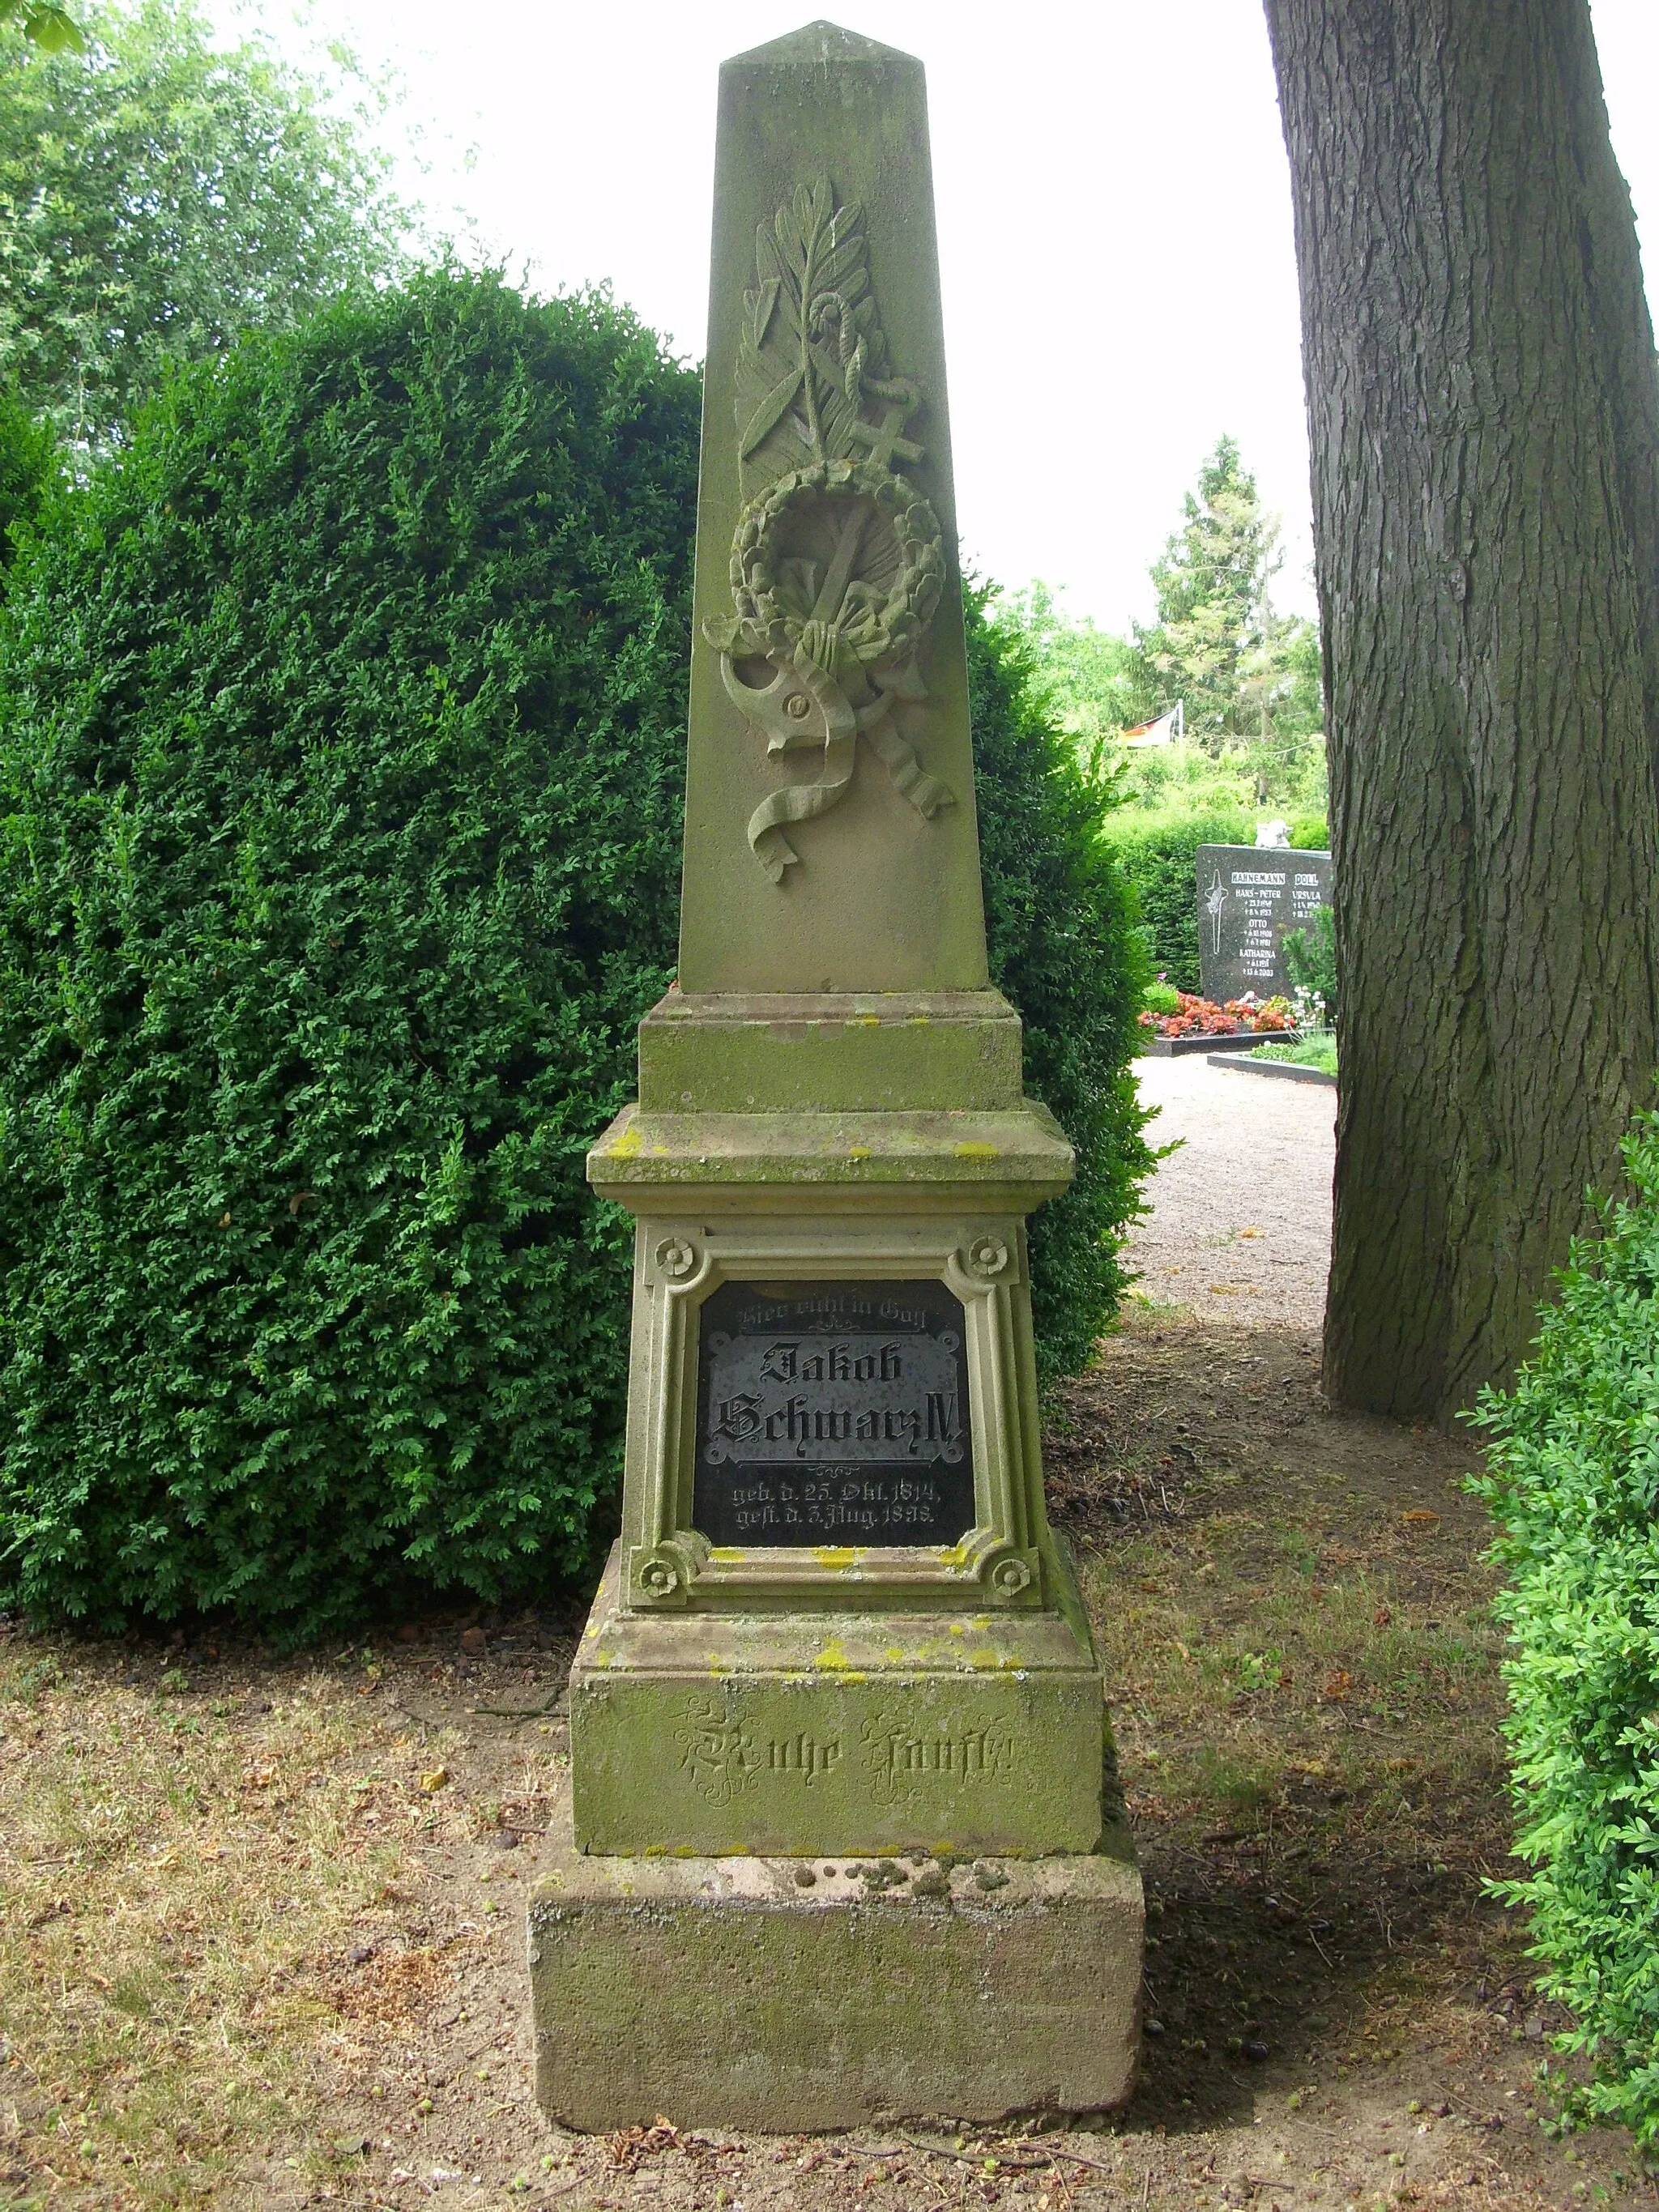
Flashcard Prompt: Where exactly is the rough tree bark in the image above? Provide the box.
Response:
[1263,0,1659,1420]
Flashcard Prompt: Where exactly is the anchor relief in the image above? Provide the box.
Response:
[702,177,953,882]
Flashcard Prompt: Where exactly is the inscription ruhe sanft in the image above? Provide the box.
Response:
[674,1694,1021,1806]
[1195,842,1333,1003]
[692,1277,975,1545]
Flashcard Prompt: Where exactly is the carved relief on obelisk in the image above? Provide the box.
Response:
[703,178,953,882]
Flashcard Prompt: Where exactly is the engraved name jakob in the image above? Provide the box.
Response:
[691,1278,975,1546]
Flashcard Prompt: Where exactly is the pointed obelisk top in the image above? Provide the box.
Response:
[676,19,988,992]
[727,19,915,68]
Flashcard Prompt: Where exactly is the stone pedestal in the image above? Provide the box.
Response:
[530,1772,1142,2133]
[569,1541,1109,1857]
[575,989,1114,1866]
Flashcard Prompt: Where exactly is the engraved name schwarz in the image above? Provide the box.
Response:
[674,1698,1021,1805]
[703,1328,965,1477]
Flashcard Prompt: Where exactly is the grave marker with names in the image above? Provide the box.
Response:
[693,1278,975,1545]
[541,23,1141,2133]
[1195,843,1333,1003]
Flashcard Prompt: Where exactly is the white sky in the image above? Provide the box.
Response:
[227,0,1659,636]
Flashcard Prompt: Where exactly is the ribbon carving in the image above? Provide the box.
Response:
[703,178,953,883]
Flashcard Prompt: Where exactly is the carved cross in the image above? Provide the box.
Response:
[849,399,924,472]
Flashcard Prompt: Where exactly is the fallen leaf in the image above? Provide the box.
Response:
[419,1767,449,1793]
[1323,1669,1353,1701]
[1401,1508,1441,1526]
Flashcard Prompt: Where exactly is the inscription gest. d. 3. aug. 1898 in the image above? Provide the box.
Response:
[691,1278,975,1546]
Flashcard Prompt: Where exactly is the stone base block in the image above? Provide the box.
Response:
[528,1773,1142,2133]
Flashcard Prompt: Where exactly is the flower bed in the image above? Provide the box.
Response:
[1139,991,1294,1039]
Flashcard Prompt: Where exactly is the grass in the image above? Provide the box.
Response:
[1085,1510,1503,1843]
[0,1638,490,2207]
[1251,1030,1337,1075]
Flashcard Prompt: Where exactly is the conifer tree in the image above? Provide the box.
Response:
[1135,435,1316,748]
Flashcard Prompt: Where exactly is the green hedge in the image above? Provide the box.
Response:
[0,274,700,1637]
[967,590,1154,1379]
[0,272,1153,1638]
[1473,1106,1659,2146]
[0,387,54,587]
[1102,806,1251,991]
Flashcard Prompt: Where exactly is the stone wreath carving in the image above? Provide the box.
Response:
[702,177,953,883]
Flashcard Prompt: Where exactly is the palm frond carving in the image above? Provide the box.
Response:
[736,177,919,486]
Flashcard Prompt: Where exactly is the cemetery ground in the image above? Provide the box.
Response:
[0,1069,1644,2212]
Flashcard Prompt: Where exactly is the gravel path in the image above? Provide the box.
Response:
[1126,1053,1335,1330]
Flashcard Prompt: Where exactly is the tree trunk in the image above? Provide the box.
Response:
[1263,0,1659,1421]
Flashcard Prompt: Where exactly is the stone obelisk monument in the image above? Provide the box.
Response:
[529,22,1141,2129]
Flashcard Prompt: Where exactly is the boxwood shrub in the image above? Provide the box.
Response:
[1473,1106,1659,2145]
[0,271,1152,1637]
[0,386,55,588]
[1103,804,1252,990]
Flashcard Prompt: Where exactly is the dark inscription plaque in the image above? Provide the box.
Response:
[692,1279,975,1546]
[1195,843,1333,1002]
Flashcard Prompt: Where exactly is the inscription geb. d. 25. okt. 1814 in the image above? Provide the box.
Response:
[691,1279,975,1546]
